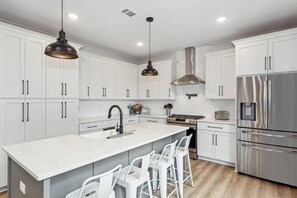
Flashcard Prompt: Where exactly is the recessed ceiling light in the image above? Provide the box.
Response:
[137,42,144,47]
[216,16,227,23]
[68,13,79,20]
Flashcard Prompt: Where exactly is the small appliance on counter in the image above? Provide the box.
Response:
[214,111,230,120]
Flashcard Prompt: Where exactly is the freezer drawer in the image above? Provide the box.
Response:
[237,128,297,148]
[237,141,297,187]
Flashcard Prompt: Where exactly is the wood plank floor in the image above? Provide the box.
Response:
[1,160,297,198]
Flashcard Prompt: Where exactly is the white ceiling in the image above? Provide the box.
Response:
[0,0,297,61]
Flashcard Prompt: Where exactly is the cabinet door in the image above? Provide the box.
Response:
[101,62,116,98]
[198,130,214,158]
[25,99,46,141]
[221,53,235,99]
[158,63,175,99]
[25,36,46,98]
[0,30,25,98]
[236,40,268,75]
[0,149,6,188]
[116,66,130,99]
[128,67,138,99]
[138,66,159,99]
[79,56,90,99]
[46,99,64,138]
[63,100,78,136]
[215,133,236,163]
[89,58,102,99]
[206,56,222,99]
[46,56,63,98]
[268,34,297,73]
[63,59,79,99]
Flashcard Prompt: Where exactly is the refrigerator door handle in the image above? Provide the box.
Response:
[242,143,297,155]
[268,80,272,125]
[241,130,297,139]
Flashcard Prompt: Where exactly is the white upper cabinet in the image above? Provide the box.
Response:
[233,28,297,76]
[138,65,159,99]
[235,40,268,76]
[46,46,79,99]
[0,30,25,98]
[157,62,176,99]
[117,65,137,99]
[206,50,235,99]
[101,62,116,99]
[268,34,297,73]
[88,58,103,99]
[25,36,46,98]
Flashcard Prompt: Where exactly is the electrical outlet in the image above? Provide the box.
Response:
[19,180,26,195]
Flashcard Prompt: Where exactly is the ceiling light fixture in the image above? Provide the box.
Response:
[137,42,144,47]
[141,17,158,76]
[44,0,78,59]
[216,16,227,23]
[68,13,79,20]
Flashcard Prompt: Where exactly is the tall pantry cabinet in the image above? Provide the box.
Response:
[0,22,81,189]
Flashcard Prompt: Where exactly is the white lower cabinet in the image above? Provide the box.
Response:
[0,99,46,188]
[198,122,236,164]
[46,99,78,138]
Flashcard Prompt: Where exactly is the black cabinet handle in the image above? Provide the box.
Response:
[22,80,25,95]
[222,86,224,96]
[61,83,64,96]
[215,134,218,146]
[87,87,90,97]
[22,102,24,122]
[26,80,29,95]
[265,57,267,70]
[269,56,272,70]
[207,126,223,129]
[87,125,98,129]
[61,102,64,118]
[219,86,221,96]
[169,88,171,98]
[65,83,67,96]
[64,102,67,118]
[102,88,105,97]
[27,102,29,122]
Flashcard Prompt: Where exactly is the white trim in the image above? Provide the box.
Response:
[205,49,235,57]
[197,156,235,167]
[232,27,297,45]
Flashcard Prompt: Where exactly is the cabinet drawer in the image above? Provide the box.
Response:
[80,122,101,132]
[124,117,139,125]
[140,117,166,124]
[198,122,235,133]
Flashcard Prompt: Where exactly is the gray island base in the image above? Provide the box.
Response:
[3,123,188,198]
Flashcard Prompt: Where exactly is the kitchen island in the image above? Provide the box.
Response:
[2,123,188,198]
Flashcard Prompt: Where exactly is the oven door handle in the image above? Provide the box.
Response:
[241,130,297,139]
[241,143,297,155]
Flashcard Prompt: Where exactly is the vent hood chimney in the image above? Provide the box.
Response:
[171,47,205,85]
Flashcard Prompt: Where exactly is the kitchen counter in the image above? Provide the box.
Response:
[198,118,236,125]
[2,123,187,181]
[79,114,167,124]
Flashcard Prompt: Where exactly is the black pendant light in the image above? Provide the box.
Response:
[44,0,78,59]
[141,17,158,76]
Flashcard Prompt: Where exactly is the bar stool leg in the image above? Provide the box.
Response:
[147,178,153,198]
[126,186,137,198]
[176,154,184,198]
[187,154,194,187]
[152,168,158,192]
[172,164,180,198]
[159,168,167,198]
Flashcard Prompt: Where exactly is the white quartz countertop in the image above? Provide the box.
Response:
[198,118,235,125]
[2,123,187,181]
[79,114,167,124]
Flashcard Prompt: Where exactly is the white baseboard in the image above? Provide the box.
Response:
[197,156,235,167]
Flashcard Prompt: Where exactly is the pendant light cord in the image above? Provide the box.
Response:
[61,0,64,31]
[149,20,151,61]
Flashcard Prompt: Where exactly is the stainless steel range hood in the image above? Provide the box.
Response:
[171,47,205,85]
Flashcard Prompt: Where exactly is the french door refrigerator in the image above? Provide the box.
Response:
[237,73,297,187]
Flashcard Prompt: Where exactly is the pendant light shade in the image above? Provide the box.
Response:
[142,17,158,76]
[45,0,78,59]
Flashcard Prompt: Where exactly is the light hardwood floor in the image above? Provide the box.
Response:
[1,160,297,198]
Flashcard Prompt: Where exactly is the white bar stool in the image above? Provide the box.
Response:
[115,151,155,198]
[172,134,195,198]
[65,164,122,198]
[149,140,180,198]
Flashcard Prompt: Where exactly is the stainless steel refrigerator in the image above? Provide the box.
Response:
[237,73,297,187]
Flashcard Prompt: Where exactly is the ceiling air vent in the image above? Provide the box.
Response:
[121,8,136,17]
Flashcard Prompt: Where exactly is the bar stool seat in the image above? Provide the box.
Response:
[65,164,122,198]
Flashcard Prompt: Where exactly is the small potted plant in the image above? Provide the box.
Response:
[164,103,173,116]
